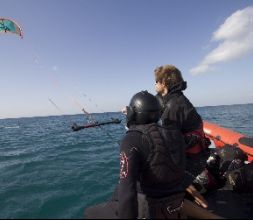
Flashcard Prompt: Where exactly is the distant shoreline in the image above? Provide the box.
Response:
[1,103,253,120]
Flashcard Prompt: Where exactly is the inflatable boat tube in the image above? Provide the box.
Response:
[203,121,253,162]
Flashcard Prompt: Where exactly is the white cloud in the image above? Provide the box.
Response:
[191,6,253,75]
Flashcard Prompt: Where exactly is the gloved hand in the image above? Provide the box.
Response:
[184,134,199,149]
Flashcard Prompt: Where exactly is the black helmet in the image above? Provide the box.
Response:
[126,91,161,125]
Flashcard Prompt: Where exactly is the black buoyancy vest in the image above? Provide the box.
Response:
[127,123,186,188]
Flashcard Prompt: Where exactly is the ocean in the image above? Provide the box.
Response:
[1,104,253,219]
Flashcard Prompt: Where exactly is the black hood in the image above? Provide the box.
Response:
[156,81,187,111]
[168,81,187,94]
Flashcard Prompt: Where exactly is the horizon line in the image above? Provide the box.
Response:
[1,102,253,120]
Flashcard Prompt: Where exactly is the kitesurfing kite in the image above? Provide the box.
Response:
[0,18,23,38]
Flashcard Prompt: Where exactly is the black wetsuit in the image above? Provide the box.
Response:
[118,123,186,219]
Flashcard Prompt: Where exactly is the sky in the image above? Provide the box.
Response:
[1,0,253,119]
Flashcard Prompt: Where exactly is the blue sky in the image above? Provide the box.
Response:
[1,0,253,119]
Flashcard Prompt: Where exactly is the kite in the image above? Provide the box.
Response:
[0,18,23,38]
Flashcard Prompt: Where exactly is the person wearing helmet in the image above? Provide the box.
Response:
[118,90,187,219]
[154,65,210,187]
[84,91,216,219]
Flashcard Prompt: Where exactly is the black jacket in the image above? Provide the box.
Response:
[156,81,203,134]
[118,123,186,219]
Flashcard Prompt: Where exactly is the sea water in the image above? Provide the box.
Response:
[0,104,253,218]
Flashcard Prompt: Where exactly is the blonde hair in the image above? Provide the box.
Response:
[154,65,184,87]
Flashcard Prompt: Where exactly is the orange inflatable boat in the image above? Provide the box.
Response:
[203,121,253,162]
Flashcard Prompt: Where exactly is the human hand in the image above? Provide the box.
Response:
[121,107,127,115]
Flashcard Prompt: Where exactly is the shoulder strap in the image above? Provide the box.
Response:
[127,124,157,168]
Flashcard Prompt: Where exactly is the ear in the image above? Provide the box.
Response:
[162,83,168,96]
[161,79,167,87]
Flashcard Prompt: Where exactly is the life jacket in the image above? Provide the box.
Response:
[127,123,186,189]
[184,124,210,154]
